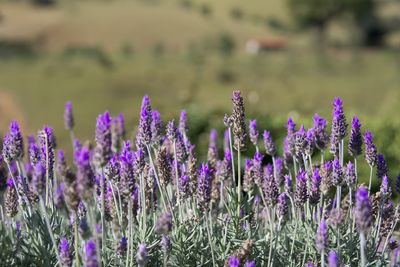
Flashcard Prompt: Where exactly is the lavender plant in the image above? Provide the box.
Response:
[0,92,399,267]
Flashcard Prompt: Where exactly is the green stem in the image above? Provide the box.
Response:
[237,147,241,219]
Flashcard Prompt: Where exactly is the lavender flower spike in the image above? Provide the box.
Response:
[355,186,372,233]
[64,101,74,131]
[59,238,72,267]
[94,111,112,167]
[330,97,348,155]
[136,95,152,148]
[328,250,339,267]
[228,256,240,267]
[263,130,276,156]
[294,170,308,207]
[345,161,356,187]
[348,116,362,157]
[249,119,259,146]
[231,91,247,150]
[197,163,212,212]
[364,131,377,167]
[313,113,328,151]
[179,110,188,136]
[3,120,24,164]
[151,110,162,145]
[244,261,255,267]
[316,219,328,252]
[376,153,389,179]
[136,243,148,267]
[84,240,99,267]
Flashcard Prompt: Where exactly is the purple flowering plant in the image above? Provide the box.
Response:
[0,92,398,267]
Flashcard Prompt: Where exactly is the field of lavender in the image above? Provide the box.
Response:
[0,91,398,266]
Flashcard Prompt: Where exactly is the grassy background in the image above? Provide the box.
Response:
[0,0,399,188]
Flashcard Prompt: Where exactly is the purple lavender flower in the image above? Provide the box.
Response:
[111,113,125,153]
[376,153,389,179]
[64,101,74,131]
[223,129,230,151]
[307,262,315,267]
[228,256,240,267]
[286,117,296,156]
[283,137,293,167]
[136,243,148,267]
[179,110,188,136]
[364,131,377,167]
[313,113,328,151]
[32,162,46,195]
[151,110,162,145]
[263,130,276,156]
[5,178,18,217]
[243,159,254,193]
[244,261,255,267]
[355,186,372,233]
[249,119,258,146]
[119,142,136,199]
[305,128,315,156]
[38,126,56,180]
[231,91,247,150]
[332,158,343,186]
[263,164,279,206]
[59,238,72,267]
[295,125,307,158]
[179,174,189,197]
[155,212,173,234]
[3,121,24,163]
[197,163,212,211]
[216,150,232,182]
[166,120,177,142]
[75,146,95,200]
[55,182,66,209]
[84,240,98,267]
[136,95,152,148]
[284,175,293,194]
[161,235,172,254]
[252,152,263,186]
[309,168,321,205]
[380,175,391,199]
[28,135,41,166]
[316,219,328,252]
[277,193,289,219]
[294,170,308,207]
[345,161,356,187]
[117,236,128,257]
[94,111,112,167]
[274,157,284,185]
[328,250,339,267]
[348,116,362,157]
[330,97,348,155]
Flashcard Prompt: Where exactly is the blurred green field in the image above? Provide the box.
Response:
[0,0,399,188]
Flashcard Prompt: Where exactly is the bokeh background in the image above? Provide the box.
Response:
[0,0,399,188]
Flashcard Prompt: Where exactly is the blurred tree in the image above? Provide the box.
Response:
[287,0,384,48]
[217,32,235,56]
[288,0,342,50]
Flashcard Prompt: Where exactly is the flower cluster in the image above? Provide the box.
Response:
[0,92,398,267]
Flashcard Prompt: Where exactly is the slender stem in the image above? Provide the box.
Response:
[237,147,241,218]
[205,211,216,266]
[173,141,182,222]
[321,250,325,267]
[360,232,366,267]
[44,134,50,206]
[228,128,236,185]
[368,165,373,194]
[74,213,80,267]
[100,168,106,257]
